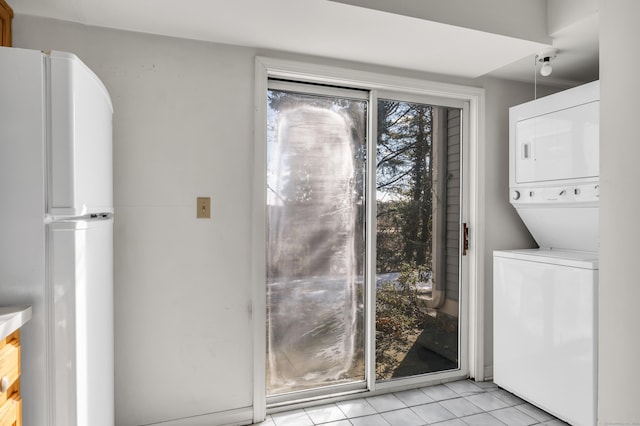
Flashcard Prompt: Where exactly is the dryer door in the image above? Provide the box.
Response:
[514,100,599,184]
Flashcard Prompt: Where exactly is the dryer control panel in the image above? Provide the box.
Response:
[511,182,599,205]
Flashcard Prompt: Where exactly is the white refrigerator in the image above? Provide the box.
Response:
[0,47,114,426]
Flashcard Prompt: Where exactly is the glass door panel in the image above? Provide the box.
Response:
[375,99,462,381]
[266,86,367,396]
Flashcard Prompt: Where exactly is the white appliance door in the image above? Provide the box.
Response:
[514,100,599,184]
[1,46,50,426]
[493,252,597,426]
[49,51,114,217]
[49,218,114,426]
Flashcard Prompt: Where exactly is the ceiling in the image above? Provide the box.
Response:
[9,0,599,87]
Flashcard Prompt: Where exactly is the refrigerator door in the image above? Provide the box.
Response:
[49,51,113,217]
[0,46,49,426]
[49,217,114,426]
[493,250,597,426]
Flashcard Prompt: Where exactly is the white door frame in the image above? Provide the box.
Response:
[252,56,485,423]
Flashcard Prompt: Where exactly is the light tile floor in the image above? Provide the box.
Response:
[255,380,569,426]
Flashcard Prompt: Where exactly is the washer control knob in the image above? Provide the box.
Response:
[512,190,521,200]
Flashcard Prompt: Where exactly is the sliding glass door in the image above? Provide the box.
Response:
[265,80,465,402]
[375,98,462,381]
[266,82,368,397]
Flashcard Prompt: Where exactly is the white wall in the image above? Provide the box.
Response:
[547,0,598,35]
[14,17,257,426]
[598,0,640,423]
[475,77,559,377]
[13,14,537,425]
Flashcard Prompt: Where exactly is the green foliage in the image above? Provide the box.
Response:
[375,262,430,378]
[376,100,434,271]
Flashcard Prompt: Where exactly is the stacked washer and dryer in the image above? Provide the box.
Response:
[494,81,599,426]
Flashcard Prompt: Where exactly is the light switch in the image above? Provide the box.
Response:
[197,197,211,219]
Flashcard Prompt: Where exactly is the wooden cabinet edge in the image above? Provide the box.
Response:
[0,395,20,426]
[0,0,14,47]
[0,330,21,426]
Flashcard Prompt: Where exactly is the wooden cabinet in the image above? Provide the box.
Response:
[0,0,13,47]
[0,330,21,426]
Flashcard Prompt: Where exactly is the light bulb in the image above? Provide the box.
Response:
[540,61,552,76]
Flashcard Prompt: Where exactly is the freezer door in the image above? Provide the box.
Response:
[48,51,113,217]
[49,218,114,426]
[493,254,597,426]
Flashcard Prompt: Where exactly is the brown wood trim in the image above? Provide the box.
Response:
[0,0,14,47]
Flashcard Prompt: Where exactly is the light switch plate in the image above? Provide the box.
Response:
[197,197,211,219]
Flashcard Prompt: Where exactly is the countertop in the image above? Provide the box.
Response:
[0,306,32,340]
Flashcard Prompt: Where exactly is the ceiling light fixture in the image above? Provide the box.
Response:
[540,57,553,76]
[533,48,559,99]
